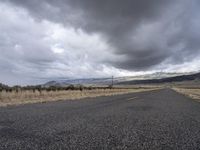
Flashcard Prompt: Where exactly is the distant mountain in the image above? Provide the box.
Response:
[43,72,196,87]
[118,72,200,85]
[44,81,68,87]
[43,78,113,87]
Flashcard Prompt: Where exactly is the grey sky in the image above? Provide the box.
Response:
[0,0,200,85]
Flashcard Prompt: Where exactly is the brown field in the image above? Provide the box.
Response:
[0,87,159,107]
[169,80,200,101]
[173,87,200,101]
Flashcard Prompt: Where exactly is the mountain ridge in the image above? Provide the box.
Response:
[43,72,199,86]
[118,72,200,85]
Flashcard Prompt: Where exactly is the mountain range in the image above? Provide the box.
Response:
[44,72,200,87]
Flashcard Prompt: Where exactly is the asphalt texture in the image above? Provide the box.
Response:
[1,89,200,150]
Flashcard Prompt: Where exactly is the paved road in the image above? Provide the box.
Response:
[1,89,200,150]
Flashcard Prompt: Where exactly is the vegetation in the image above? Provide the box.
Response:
[0,83,119,94]
[173,87,200,101]
[0,82,159,106]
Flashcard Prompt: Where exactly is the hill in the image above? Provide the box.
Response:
[43,72,196,87]
[118,72,200,85]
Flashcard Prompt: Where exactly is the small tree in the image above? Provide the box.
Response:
[79,85,84,91]
[88,86,92,90]
[50,86,57,92]
[108,85,113,89]
[0,87,2,100]
[36,85,42,95]
[13,86,21,94]
[68,85,75,90]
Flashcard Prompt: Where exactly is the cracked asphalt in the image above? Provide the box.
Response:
[1,89,200,150]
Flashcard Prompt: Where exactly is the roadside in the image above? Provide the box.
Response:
[172,87,200,101]
[0,87,159,107]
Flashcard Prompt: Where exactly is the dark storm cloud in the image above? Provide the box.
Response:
[4,0,200,70]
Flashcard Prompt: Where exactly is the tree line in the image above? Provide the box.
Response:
[0,83,114,93]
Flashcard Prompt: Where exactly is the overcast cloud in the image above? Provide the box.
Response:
[0,0,200,85]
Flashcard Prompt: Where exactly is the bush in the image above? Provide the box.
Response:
[108,85,113,89]
[68,85,75,90]
[87,86,93,90]
[79,85,84,91]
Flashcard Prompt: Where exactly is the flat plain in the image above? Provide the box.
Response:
[1,89,200,149]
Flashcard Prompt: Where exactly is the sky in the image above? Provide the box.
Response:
[0,0,200,85]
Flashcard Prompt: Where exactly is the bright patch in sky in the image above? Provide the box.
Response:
[0,0,200,85]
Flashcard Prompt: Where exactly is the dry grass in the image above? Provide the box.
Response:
[0,88,158,107]
[173,87,200,101]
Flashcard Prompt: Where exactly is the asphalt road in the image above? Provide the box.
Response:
[1,89,200,150]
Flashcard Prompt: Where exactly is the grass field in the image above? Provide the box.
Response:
[173,87,200,101]
[0,87,159,107]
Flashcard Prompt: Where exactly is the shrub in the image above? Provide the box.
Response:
[79,85,84,91]
[108,85,113,89]
[68,85,75,90]
[87,86,92,90]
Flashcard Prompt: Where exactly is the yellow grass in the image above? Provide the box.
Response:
[0,88,158,107]
[173,88,200,101]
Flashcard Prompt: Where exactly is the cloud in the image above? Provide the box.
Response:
[1,0,200,84]
[0,2,125,85]
[6,0,200,70]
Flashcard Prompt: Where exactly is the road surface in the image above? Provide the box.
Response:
[0,89,200,149]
